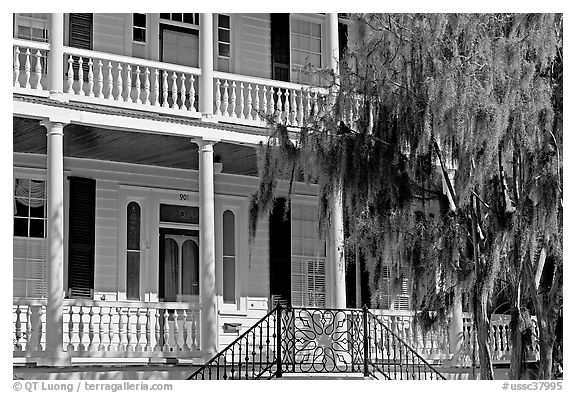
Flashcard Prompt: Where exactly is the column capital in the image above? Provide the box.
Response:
[192,137,220,150]
[40,120,68,135]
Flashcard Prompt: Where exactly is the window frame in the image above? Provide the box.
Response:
[216,13,232,72]
[288,14,325,85]
[132,13,147,44]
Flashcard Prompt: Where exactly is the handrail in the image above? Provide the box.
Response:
[13,39,50,51]
[63,46,202,76]
[13,298,201,310]
[367,310,446,380]
[187,305,280,380]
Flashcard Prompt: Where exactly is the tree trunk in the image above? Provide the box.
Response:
[537,320,554,379]
[509,300,523,379]
[474,289,494,379]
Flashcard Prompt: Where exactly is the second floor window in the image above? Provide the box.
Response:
[14,178,46,238]
[15,13,48,42]
[133,13,146,43]
[217,14,231,72]
[290,19,322,85]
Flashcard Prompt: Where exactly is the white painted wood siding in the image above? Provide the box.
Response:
[94,180,119,296]
[93,14,128,56]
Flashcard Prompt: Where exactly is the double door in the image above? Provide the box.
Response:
[159,229,199,303]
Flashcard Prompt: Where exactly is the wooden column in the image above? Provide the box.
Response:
[196,138,219,356]
[39,120,69,366]
[199,13,214,117]
[48,13,64,99]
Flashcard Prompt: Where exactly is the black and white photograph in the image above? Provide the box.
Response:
[8,5,565,388]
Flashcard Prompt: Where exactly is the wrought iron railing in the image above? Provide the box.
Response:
[187,306,280,380]
[187,305,446,380]
[366,310,446,380]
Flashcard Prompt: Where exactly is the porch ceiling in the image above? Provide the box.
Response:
[13,117,259,176]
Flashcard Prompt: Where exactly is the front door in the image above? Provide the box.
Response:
[159,229,199,303]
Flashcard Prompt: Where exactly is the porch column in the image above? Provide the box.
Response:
[326,13,339,73]
[39,120,68,366]
[196,138,219,356]
[449,287,464,365]
[48,13,64,100]
[199,13,214,117]
[331,181,346,309]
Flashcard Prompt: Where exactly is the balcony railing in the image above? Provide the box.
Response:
[13,39,332,129]
[13,298,201,362]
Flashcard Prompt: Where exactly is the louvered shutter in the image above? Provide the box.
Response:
[68,177,96,299]
[69,14,93,81]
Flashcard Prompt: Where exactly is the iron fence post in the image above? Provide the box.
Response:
[363,305,369,377]
[276,304,283,378]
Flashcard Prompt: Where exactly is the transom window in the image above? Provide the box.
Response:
[160,13,199,26]
[290,19,322,85]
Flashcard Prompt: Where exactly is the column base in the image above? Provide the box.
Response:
[36,351,71,366]
[49,91,69,102]
[200,113,217,123]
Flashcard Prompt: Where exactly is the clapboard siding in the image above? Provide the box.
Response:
[239,14,271,79]
[93,13,127,56]
[94,180,119,293]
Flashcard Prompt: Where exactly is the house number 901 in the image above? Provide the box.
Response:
[179,193,190,201]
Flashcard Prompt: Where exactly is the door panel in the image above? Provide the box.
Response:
[161,27,199,67]
[159,230,199,303]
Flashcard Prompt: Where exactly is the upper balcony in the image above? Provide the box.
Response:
[12,13,356,133]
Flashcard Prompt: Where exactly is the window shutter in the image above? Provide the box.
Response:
[269,198,291,307]
[68,177,96,299]
[69,14,93,80]
[270,13,290,82]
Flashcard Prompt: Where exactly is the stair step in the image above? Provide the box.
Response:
[281,373,374,380]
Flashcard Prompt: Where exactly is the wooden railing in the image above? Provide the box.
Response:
[212,71,329,127]
[13,298,201,360]
[62,47,202,117]
[13,39,50,95]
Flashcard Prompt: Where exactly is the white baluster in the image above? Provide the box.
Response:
[246,83,252,120]
[162,309,170,351]
[253,84,260,121]
[126,309,132,352]
[13,46,20,87]
[182,309,189,351]
[297,89,304,126]
[67,55,74,93]
[171,71,178,109]
[276,88,282,122]
[214,79,222,115]
[67,307,74,351]
[14,306,22,350]
[78,306,85,352]
[135,308,142,352]
[125,65,132,103]
[24,48,31,89]
[88,307,95,351]
[173,310,180,352]
[97,60,104,98]
[108,307,115,351]
[239,82,245,119]
[35,50,43,90]
[153,69,160,106]
[180,73,187,110]
[284,89,291,124]
[77,57,84,95]
[221,80,229,117]
[154,309,161,351]
[261,85,268,120]
[117,307,126,351]
[189,75,195,111]
[87,58,94,97]
[25,307,32,352]
[230,81,237,118]
[116,62,123,101]
[191,312,197,349]
[107,61,114,99]
[145,308,152,351]
[162,71,169,108]
[312,92,319,117]
[305,91,312,121]
[290,89,297,125]
[135,66,142,104]
[98,307,105,351]
[36,306,43,351]
[144,67,151,105]
[268,87,275,116]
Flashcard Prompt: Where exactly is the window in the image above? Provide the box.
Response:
[374,264,410,311]
[13,178,47,298]
[160,13,199,26]
[133,13,146,43]
[217,14,231,72]
[290,19,322,85]
[15,13,48,42]
[126,202,141,300]
[291,204,326,307]
[223,210,236,303]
